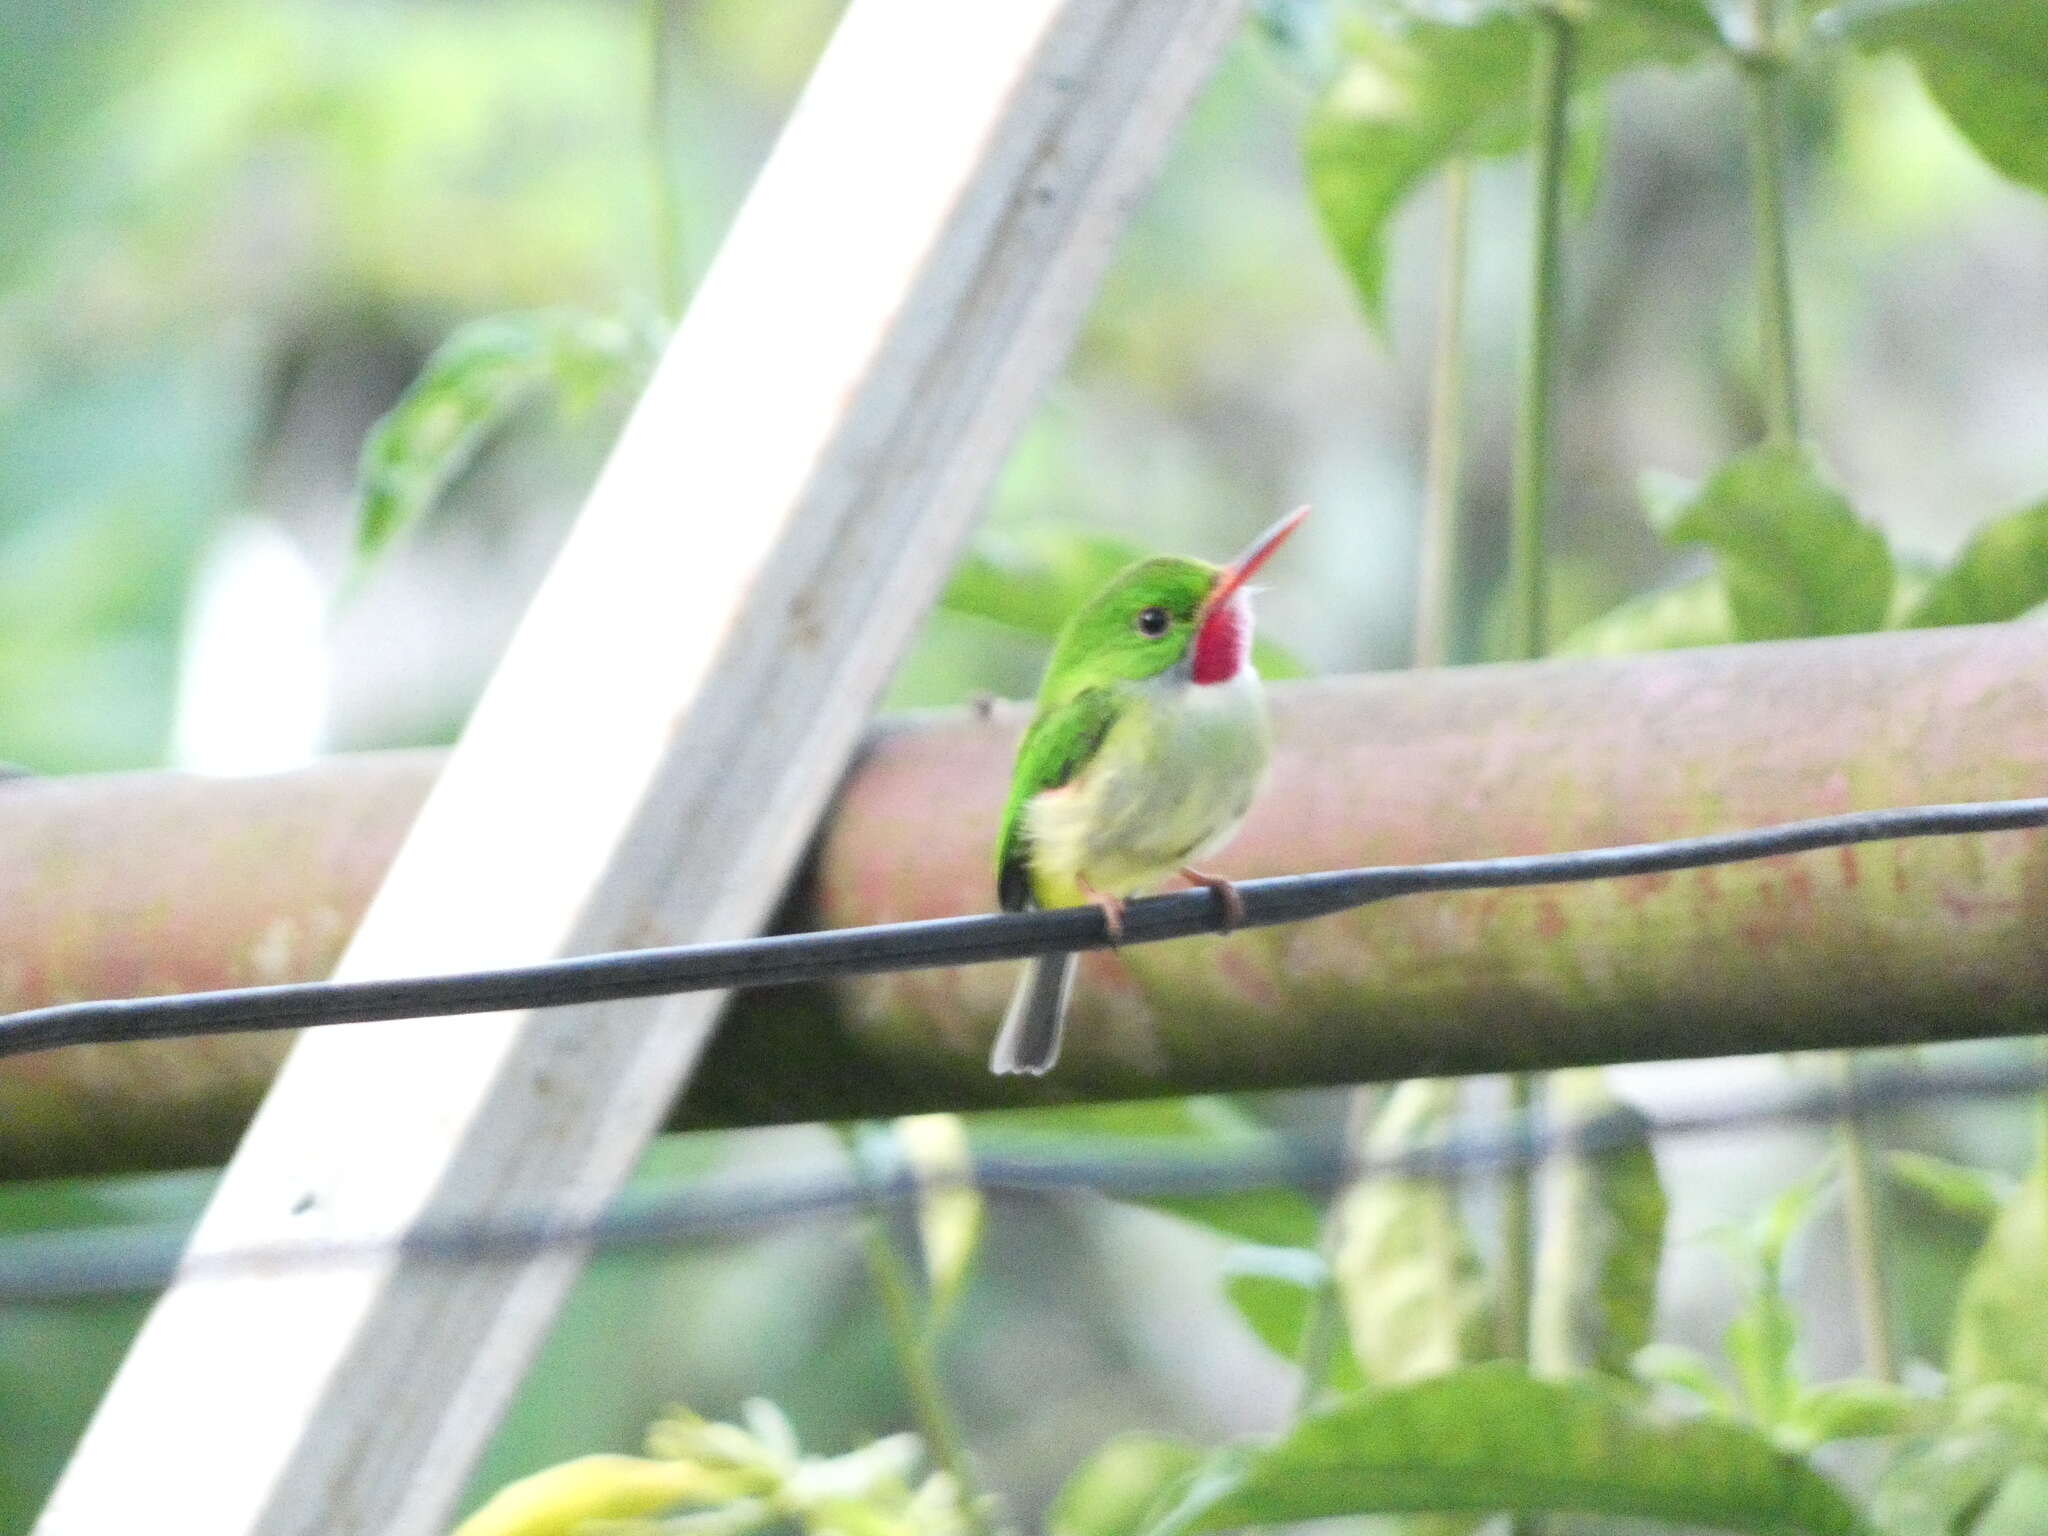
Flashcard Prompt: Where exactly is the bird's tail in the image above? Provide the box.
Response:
[990,951,1076,1075]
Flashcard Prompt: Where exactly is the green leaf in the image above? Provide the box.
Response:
[1720,1163,1834,1429]
[1306,6,1716,329]
[1900,498,2048,627]
[1727,1287,1802,1429]
[1220,1246,1366,1394]
[1779,1379,1924,1452]
[1825,0,2048,198]
[942,525,1308,679]
[1050,1435,1205,1536]
[1140,1364,1869,1535]
[1305,14,1530,328]
[1869,1384,2048,1536]
[1601,0,1728,40]
[1658,445,1894,641]
[1950,1166,2048,1395]
[1333,1080,1490,1382]
[967,1097,1320,1248]
[1531,1069,1668,1380]
[1887,1149,2010,1227]
[1887,1149,2013,1364]
[355,308,657,566]
[1753,1160,1838,1280]
[1872,1434,2025,1536]
[1553,572,1735,655]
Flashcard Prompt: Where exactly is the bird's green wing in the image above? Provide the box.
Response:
[995,686,1119,911]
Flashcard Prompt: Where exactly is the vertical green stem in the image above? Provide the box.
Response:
[1421,168,1476,1372]
[1502,1081,1540,1536]
[1830,1055,1899,1383]
[645,0,688,320]
[857,1216,986,1499]
[1290,1276,1344,1415]
[1740,11,1800,445]
[1741,0,1893,1384]
[1510,10,1572,668]
[1497,1074,1536,1363]
[1501,12,1574,1407]
[1293,1087,1380,1415]
[1503,34,1573,1536]
[841,1131,992,1533]
[1413,160,1473,671]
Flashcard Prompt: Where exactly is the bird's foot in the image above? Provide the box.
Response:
[1077,876,1127,945]
[1180,866,1246,933]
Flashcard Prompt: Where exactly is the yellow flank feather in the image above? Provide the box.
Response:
[1023,667,1268,908]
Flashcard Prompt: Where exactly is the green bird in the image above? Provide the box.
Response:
[991,506,1308,1075]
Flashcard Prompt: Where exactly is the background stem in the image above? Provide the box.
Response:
[1740,0,1896,1385]
[1831,1055,1899,1383]
[1294,1087,1379,1414]
[1501,11,1575,1401]
[1413,160,1473,672]
[645,0,689,320]
[1510,11,1572,668]
[857,1215,986,1502]
[1741,40,1800,444]
[841,1131,993,1533]
[1497,1073,1536,1362]
[1501,35,1572,1536]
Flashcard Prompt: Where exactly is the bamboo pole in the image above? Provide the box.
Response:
[6,623,2048,1176]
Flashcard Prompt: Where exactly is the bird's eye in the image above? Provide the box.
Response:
[1134,606,1171,637]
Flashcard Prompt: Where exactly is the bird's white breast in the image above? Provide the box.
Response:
[1026,668,1268,899]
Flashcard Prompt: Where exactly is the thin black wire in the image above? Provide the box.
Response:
[5,1049,2043,1304]
[5,796,2046,1059]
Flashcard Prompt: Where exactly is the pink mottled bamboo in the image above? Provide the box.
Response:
[0,752,434,1175]
[750,622,2048,1114]
[6,625,2048,1176]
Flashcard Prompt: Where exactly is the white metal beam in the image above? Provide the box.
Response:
[35,2,1246,1532]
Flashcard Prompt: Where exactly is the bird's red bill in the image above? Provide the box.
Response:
[1191,505,1308,686]
[1204,504,1308,617]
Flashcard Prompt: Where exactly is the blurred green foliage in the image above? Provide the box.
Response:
[968,1097,1321,1248]
[0,349,261,770]
[1305,1,1709,326]
[11,0,2048,1531]
[1559,458,2048,653]
[1124,1364,1869,1535]
[354,308,659,568]
[1825,0,2048,196]
[1530,1069,1666,1382]
[1218,1245,1367,1396]
[453,1397,977,1536]
[0,1166,214,1528]
[0,0,663,771]
[1332,1079,1490,1385]
[1660,443,1893,639]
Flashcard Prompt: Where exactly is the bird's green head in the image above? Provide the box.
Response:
[1041,506,1306,694]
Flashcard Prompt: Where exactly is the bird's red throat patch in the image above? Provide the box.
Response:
[1191,594,1250,686]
